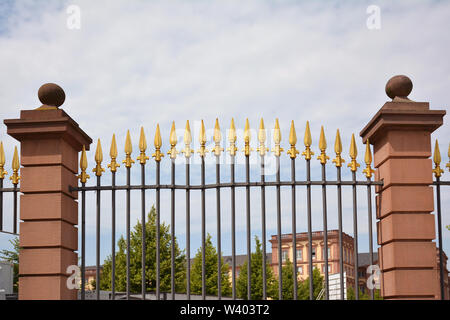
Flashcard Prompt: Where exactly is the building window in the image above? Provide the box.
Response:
[312,247,316,260]
[297,266,303,275]
[322,247,332,260]
[282,250,289,263]
[296,248,303,261]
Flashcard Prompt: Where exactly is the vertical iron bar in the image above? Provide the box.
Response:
[435,177,445,300]
[367,177,374,300]
[337,167,344,300]
[306,159,313,300]
[186,158,191,300]
[96,176,101,300]
[126,166,131,300]
[231,156,236,299]
[276,156,282,300]
[246,155,251,300]
[111,172,116,300]
[13,183,17,234]
[81,182,86,300]
[141,163,146,300]
[0,179,3,231]
[171,160,176,300]
[321,164,329,300]
[291,158,297,300]
[352,171,359,300]
[260,156,267,300]
[216,155,222,299]
[156,161,161,300]
[201,156,206,300]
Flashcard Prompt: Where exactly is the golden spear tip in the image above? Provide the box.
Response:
[95,139,103,163]
[214,118,221,143]
[170,121,177,146]
[229,118,237,142]
[273,118,281,144]
[0,141,4,165]
[289,120,297,145]
[433,139,441,165]
[349,133,357,159]
[139,127,147,152]
[184,120,192,144]
[110,134,118,158]
[259,118,265,130]
[244,118,251,142]
[319,126,326,151]
[364,139,372,165]
[125,130,132,154]
[334,129,342,154]
[12,146,19,170]
[304,121,312,147]
[154,123,162,148]
[199,119,206,144]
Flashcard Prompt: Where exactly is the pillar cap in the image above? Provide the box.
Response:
[385,75,413,101]
[37,83,66,110]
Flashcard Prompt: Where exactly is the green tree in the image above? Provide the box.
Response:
[100,205,186,293]
[236,236,278,300]
[298,267,324,300]
[278,258,296,300]
[347,286,382,300]
[190,233,231,297]
[0,237,19,293]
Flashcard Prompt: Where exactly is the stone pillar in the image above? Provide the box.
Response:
[4,83,92,300]
[360,75,446,299]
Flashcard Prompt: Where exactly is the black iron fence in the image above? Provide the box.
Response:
[70,119,386,301]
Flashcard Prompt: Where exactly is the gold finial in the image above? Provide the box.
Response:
[447,143,450,172]
[332,129,345,167]
[287,120,299,159]
[257,118,269,156]
[10,146,20,184]
[432,140,444,178]
[0,142,7,179]
[136,127,150,164]
[362,139,375,178]
[211,118,224,156]
[242,118,253,156]
[182,120,193,158]
[227,118,238,156]
[167,121,179,159]
[77,145,90,183]
[197,120,208,157]
[123,130,135,168]
[92,139,105,177]
[348,134,360,172]
[317,126,330,164]
[152,124,164,162]
[271,118,283,157]
[302,121,314,160]
[107,134,120,173]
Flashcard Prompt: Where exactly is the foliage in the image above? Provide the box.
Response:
[190,233,232,297]
[0,237,19,293]
[100,205,186,293]
[297,267,324,300]
[346,286,382,300]
[236,236,278,300]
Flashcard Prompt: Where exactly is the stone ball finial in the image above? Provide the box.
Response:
[385,75,413,100]
[38,83,65,108]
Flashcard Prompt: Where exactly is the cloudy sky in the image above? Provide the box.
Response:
[0,0,449,270]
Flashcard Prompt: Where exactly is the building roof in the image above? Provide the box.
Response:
[357,253,378,268]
